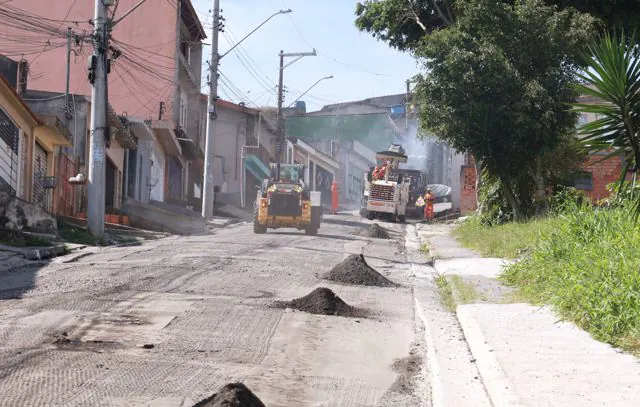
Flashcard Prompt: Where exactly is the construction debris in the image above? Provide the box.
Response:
[192,383,266,407]
[273,287,360,317]
[323,254,399,287]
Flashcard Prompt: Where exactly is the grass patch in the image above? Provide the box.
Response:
[0,231,52,247]
[448,275,480,304]
[500,205,640,354]
[435,275,456,312]
[419,243,430,255]
[454,216,556,259]
[58,222,106,246]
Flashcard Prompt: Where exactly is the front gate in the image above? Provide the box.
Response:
[0,107,19,196]
[54,152,76,216]
[32,141,50,211]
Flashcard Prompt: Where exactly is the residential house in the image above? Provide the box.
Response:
[211,99,275,208]
[287,94,468,211]
[22,88,136,217]
[8,0,207,209]
[0,75,73,214]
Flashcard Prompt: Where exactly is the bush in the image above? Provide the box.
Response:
[599,181,640,209]
[547,186,588,214]
[501,205,640,352]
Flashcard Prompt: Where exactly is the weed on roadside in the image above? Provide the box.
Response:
[454,216,556,259]
[0,231,52,247]
[501,205,640,353]
[448,275,480,304]
[58,223,106,246]
[435,275,456,312]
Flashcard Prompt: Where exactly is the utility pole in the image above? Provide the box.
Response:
[276,51,284,179]
[275,49,316,180]
[65,27,72,110]
[202,0,221,219]
[405,79,410,132]
[201,7,291,218]
[87,0,110,237]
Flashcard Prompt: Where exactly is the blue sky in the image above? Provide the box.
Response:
[191,0,419,111]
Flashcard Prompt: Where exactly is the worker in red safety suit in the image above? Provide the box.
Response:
[331,180,339,214]
[424,188,435,221]
[376,161,388,180]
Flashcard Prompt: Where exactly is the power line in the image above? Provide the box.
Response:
[29,0,81,65]
[279,0,397,79]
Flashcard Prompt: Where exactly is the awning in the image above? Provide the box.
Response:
[175,127,198,161]
[152,120,182,157]
[107,106,136,149]
[37,114,72,147]
[127,117,155,141]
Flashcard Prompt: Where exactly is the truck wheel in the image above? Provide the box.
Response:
[253,207,267,234]
[399,215,406,223]
[305,225,318,236]
[367,211,375,220]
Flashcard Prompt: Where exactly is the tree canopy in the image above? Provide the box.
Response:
[356,0,597,219]
[355,0,639,51]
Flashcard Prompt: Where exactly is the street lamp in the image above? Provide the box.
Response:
[219,9,292,60]
[276,48,317,180]
[287,75,333,108]
[202,6,292,219]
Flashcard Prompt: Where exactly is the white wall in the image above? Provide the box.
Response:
[212,106,250,204]
[150,139,165,202]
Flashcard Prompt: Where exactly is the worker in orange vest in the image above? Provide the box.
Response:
[372,165,381,180]
[331,180,339,214]
[424,188,435,221]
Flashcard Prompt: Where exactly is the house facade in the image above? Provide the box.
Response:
[7,0,207,211]
[0,75,72,213]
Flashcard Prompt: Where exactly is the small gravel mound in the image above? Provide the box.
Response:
[274,287,357,317]
[192,383,265,407]
[323,254,398,287]
[367,223,390,239]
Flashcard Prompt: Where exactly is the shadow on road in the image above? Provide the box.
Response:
[269,231,359,241]
[321,217,372,229]
[0,259,48,300]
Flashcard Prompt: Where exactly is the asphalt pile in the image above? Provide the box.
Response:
[367,223,390,239]
[323,254,398,287]
[274,287,357,317]
[192,383,266,407]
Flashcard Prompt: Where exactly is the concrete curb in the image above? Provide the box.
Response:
[414,295,444,407]
[456,305,524,407]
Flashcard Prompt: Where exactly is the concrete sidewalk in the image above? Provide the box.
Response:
[457,303,640,407]
[417,223,640,407]
[418,225,640,407]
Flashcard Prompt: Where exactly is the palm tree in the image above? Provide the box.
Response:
[572,31,640,215]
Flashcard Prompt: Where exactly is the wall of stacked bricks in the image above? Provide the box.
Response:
[457,154,625,214]
[581,155,625,203]
[460,154,478,214]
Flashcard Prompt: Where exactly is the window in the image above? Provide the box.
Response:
[181,41,191,64]
[180,92,188,128]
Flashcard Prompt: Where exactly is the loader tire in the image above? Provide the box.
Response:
[305,224,318,236]
[253,207,267,234]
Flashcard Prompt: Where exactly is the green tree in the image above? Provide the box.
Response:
[573,31,640,215]
[355,0,638,45]
[412,1,595,218]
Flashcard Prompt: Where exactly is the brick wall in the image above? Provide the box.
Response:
[579,155,625,203]
[457,152,628,212]
[460,154,477,213]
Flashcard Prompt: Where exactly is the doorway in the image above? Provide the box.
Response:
[105,157,116,209]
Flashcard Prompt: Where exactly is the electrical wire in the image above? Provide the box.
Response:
[279,0,398,79]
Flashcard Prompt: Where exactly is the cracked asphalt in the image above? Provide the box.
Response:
[0,213,482,407]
